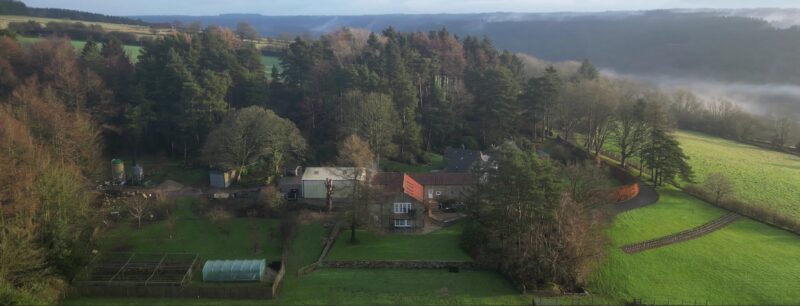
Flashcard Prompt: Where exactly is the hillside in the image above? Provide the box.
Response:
[676,131,800,221]
[137,10,800,85]
[0,0,147,25]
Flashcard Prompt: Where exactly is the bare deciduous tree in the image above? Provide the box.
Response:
[703,172,735,205]
[128,195,151,229]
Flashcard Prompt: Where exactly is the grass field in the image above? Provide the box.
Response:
[675,131,800,220]
[590,187,800,304]
[326,223,471,261]
[16,36,143,61]
[99,198,282,261]
[0,15,153,35]
[261,55,281,74]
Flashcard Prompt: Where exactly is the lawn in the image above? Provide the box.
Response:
[16,35,143,61]
[590,187,800,305]
[675,131,800,220]
[381,152,444,173]
[326,223,471,261]
[99,198,282,261]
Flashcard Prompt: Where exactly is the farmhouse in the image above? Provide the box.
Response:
[443,147,490,172]
[372,173,426,231]
[301,167,366,199]
[408,173,477,209]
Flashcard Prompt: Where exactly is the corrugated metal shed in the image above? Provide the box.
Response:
[202,259,266,282]
[301,167,365,199]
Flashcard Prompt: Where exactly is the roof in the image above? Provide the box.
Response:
[202,260,266,282]
[408,173,478,186]
[372,173,424,202]
[301,167,365,181]
[443,148,489,172]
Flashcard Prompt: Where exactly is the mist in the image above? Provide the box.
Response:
[603,70,800,117]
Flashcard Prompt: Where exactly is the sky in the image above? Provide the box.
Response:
[23,0,800,16]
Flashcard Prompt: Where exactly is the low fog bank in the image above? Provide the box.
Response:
[603,70,800,118]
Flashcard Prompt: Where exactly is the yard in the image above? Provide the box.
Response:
[675,131,800,221]
[326,223,471,261]
[99,198,282,261]
[590,187,800,304]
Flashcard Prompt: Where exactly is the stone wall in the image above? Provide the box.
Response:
[320,260,480,269]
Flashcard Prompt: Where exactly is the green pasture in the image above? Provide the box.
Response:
[675,131,800,220]
[590,187,800,304]
[17,35,143,61]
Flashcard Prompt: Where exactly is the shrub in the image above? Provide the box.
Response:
[460,220,488,258]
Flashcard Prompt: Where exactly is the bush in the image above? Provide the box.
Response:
[460,220,488,258]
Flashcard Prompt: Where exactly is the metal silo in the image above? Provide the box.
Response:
[111,159,125,184]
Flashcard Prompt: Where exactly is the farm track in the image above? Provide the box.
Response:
[622,212,741,254]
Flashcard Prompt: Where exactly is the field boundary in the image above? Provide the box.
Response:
[621,212,740,254]
[319,260,478,269]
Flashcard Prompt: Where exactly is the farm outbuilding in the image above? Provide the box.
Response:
[202,259,267,282]
[209,169,236,188]
[301,167,366,199]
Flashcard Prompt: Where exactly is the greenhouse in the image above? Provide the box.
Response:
[202,259,267,282]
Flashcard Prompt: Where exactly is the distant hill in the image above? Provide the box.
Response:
[136,10,800,85]
[0,0,148,26]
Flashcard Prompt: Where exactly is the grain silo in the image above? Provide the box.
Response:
[111,159,125,184]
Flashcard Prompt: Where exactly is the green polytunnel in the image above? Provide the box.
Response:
[202,259,267,282]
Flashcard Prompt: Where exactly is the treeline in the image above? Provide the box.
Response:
[0,0,148,26]
[0,36,104,304]
[666,90,800,151]
[7,20,139,44]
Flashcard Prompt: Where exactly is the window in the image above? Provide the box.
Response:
[435,191,442,196]
[394,219,412,228]
[427,190,434,199]
[393,203,412,214]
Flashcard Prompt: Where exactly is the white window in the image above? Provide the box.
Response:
[393,203,412,214]
[394,219,412,228]
[427,190,434,199]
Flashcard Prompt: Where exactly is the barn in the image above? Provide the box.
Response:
[300,167,366,199]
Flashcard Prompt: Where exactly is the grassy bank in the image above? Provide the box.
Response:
[675,131,800,221]
[591,187,800,304]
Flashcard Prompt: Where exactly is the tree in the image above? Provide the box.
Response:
[339,91,398,167]
[615,96,648,168]
[563,161,610,205]
[468,67,521,145]
[577,59,598,81]
[642,128,693,186]
[128,195,151,229]
[703,172,734,205]
[236,22,260,40]
[203,106,307,182]
[337,134,375,168]
[336,135,375,243]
